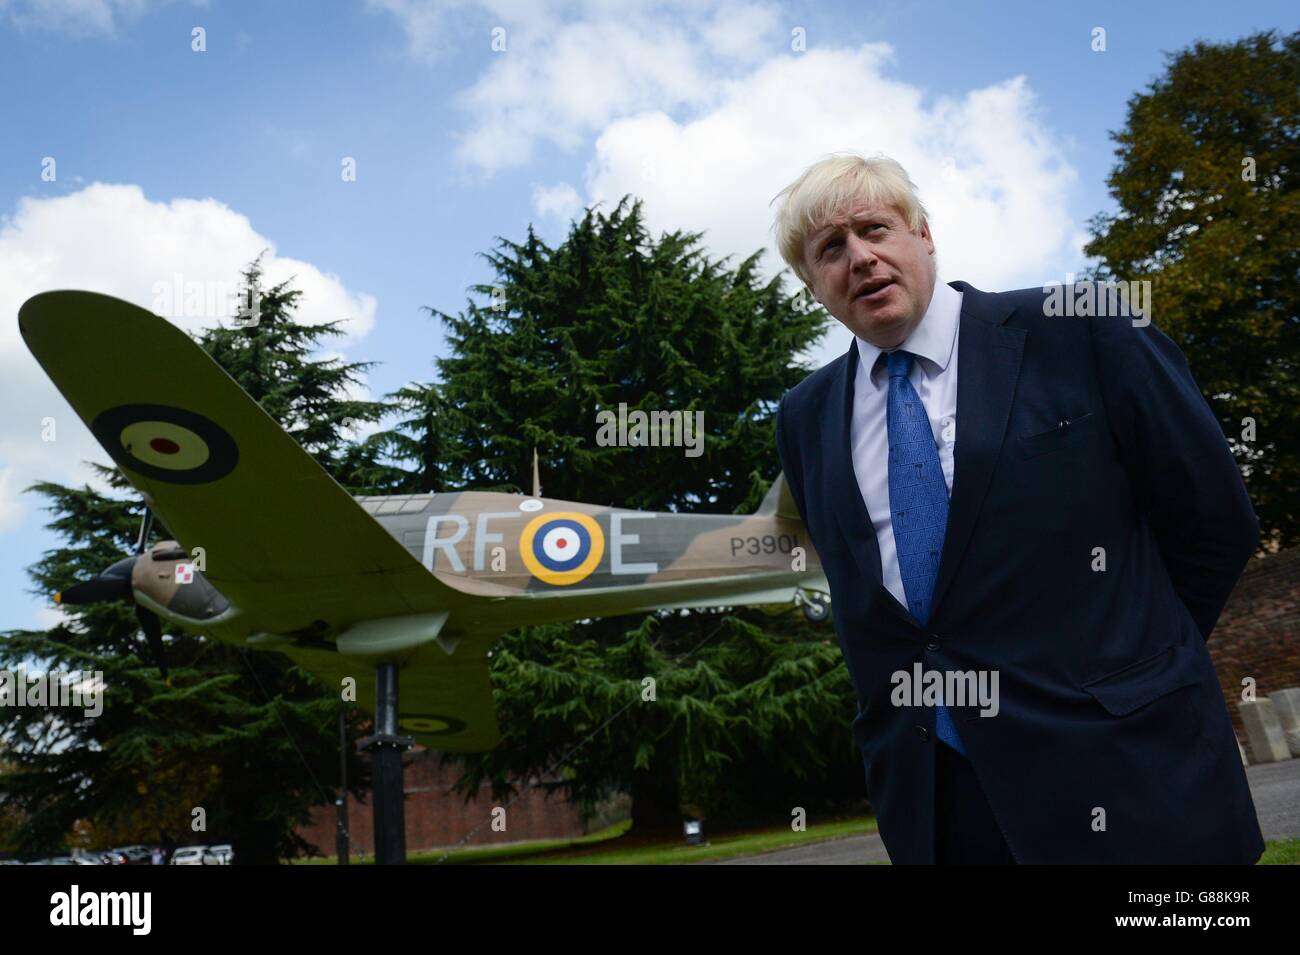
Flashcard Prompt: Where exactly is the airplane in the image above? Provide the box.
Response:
[19,290,830,754]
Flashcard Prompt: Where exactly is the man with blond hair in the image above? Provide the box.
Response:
[771,153,1264,864]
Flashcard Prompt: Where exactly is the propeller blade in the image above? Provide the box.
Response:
[54,555,138,605]
[135,606,169,681]
[135,507,154,556]
[57,575,131,605]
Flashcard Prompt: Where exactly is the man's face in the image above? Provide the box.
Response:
[803,198,936,349]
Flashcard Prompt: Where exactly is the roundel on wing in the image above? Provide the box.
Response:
[90,403,238,485]
[399,713,467,736]
[519,512,604,586]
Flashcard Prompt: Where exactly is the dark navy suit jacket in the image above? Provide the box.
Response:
[775,280,1265,864]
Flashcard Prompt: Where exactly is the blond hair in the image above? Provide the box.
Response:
[770,153,930,290]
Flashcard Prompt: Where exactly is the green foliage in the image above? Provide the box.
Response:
[1084,29,1300,548]
[344,382,463,495]
[426,195,828,511]
[0,258,374,862]
[453,611,861,830]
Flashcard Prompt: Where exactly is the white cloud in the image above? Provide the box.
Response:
[695,0,784,62]
[370,0,783,176]
[364,0,481,61]
[0,182,378,533]
[531,181,583,223]
[578,47,1078,368]
[0,0,203,37]
[373,2,1080,369]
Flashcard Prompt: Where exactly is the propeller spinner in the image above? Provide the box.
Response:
[54,505,170,681]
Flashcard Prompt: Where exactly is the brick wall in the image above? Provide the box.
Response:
[297,748,586,857]
[1207,546,1300,743]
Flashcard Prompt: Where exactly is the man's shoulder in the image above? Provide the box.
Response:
[782,348,848,417]
[980,279,1151,330]
[958,280,1057,324]
[970,278,1182,387]
[996,283,1057,311]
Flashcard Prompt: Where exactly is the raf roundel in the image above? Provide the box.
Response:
[398,713,467,736]
[90,403,239,485]
[519,512,605,586]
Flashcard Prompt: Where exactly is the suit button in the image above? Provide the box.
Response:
[915,725,929,741]
[925,638,940,652]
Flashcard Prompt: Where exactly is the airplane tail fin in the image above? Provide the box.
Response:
[755,473,802,521]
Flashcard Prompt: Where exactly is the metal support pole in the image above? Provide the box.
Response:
[336,706,350,865]
[358,662,413,865]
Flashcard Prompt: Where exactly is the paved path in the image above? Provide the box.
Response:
[704,758,1300,865]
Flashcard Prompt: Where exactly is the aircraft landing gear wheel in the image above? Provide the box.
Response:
[802,593,830,623]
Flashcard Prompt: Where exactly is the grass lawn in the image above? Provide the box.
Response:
[293,815,878,865]
[292,819,1300,865]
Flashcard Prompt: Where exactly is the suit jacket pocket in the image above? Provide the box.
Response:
[1079,642,1204,716]
[1017,411,1096,459]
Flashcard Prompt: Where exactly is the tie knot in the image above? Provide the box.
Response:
[886,349,914,379]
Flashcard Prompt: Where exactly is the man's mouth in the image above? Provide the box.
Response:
[854,279,894,302]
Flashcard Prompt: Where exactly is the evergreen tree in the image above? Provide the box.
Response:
[0,260,380,862]
[1084,29,1300,548]
[462,612,863,834]
[430,197,825,510]
[345,382,463,495]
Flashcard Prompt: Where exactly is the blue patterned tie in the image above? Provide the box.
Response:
[885,349,966,755]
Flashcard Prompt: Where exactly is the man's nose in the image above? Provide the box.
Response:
[846,231,877,270]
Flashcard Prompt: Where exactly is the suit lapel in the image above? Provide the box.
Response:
[928,281,1024,620]
[827,333,914,625]
[826,280,1023,630]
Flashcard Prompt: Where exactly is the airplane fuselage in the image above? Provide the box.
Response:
[354,489,827,631]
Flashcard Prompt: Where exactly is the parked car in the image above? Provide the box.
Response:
[99,848,130,865]
[120,845,152,865]
[169,846,207,865]
[72,854,103,865]
[202,845,233,865]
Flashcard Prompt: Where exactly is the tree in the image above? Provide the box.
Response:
[376,196,864,832]
[462,612,863,834]
[429,196,826,510]
[0,259,381,862]
[344,382,463,495]
[1084,29,1300,549]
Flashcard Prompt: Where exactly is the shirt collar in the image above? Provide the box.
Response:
[854,274,961,385]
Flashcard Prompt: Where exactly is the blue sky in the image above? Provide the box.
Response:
[0,0,1295,634]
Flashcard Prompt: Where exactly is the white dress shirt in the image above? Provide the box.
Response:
[850,274,962,611]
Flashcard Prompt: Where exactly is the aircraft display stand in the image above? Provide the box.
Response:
[356,663,413,865]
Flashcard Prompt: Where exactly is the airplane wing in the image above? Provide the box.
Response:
[19,290,498,750]
[269,638,500,751]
